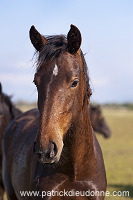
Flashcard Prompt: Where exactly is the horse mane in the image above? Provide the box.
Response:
[2,93,22,119]
[80,51,91,97]
[1,93,14,118]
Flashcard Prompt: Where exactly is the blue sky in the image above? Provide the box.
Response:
[0,0,133,103]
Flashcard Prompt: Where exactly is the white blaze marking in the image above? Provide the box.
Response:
[53,64,58,76]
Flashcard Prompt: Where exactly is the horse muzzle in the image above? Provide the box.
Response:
[33,141,62,164]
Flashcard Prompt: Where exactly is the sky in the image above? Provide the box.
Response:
[0,0,133,103]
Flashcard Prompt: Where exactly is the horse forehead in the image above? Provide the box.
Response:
[36,53,81,83]
[56,54,81,76]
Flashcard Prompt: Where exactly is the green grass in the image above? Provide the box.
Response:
[97,108,133,200]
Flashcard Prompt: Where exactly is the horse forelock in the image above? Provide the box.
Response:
[37,35,67,70]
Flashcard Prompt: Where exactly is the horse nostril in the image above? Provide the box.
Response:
[46,142,58,160]
[36,152,42,159]
[51,142,58,157]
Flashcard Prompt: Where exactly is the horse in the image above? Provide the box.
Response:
[0,83,22,200]
[2,25,107,200]
[90,104,111,138]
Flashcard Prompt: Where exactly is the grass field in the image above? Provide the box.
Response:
[17,104,133,199]
[97,108,133,200]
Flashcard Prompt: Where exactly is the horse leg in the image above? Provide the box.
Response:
[2,162,18,200]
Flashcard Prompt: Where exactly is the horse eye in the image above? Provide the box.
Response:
[71,80,79,88]
[0,111,3,115]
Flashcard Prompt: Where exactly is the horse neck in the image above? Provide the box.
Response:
[67,102,97,181]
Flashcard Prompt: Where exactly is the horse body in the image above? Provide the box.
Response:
[0,83,22,200]
[2,25,106,200]
[3,108,106,200]
[3,109,37,197]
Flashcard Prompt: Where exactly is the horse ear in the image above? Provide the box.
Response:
[29,26,47,51]
[0,83,2,95]
[67,24,82,54]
